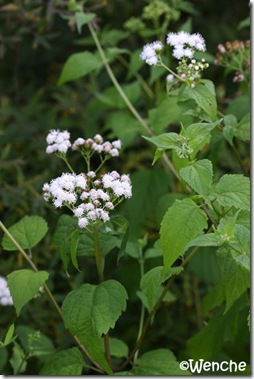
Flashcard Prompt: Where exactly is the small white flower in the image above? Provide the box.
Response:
[105,202,114,210]
[73,206,85,217]
[109,148,119,157]
[46,130,71,154]
[94,134,104,144]
[92,143,104,153]
[87,210,97,221]
[103,142,112,153]
[166,74,174,82]
[72,138,85,150]
[87,171,96,178]
[78,217,89,228]
[140,41,163,66]
[112,140,122,149]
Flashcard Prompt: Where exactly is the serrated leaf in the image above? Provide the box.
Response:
[184,79,217,121]
[127,349,190,375]
[212,174,250,210]
[184,233,223,251]
[160,199,208,272]
[7,270,49,315]
[179,159,213,196]
[234,113,250,142]
[217,247,250,313]
[75,12,95,34]
[2,216,48,251]
[40,348,84,375]
[62,280,128,374]
[58,52,101,85]
[140,266,183,310]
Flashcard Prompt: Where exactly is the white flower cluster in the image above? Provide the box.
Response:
[72,134,122,158]
[166,31,206,60]
[46,130,71,154]
[0,276,13,306]
[43,171,132,228]
[140,41,163,65]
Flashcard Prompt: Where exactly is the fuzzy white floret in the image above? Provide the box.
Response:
[78,217,89,228]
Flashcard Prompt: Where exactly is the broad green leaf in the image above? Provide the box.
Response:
[58,52,101,85]
[222,114,238,145]
[16,325,55,357]
[234,113,250,142]
[70,229,80,271]
[184,120,221,156]
[217,247,250,313]
[179,159,213,196]
[10,344,27,374]
[2,216,48,251]
[184,233,223,251]
[125,349,190,375]
[7,270,49,315]
[148,96,182,133]
[227,95,250,120]
[75,12,95,34]
[104,111,141,147]
[160,199,208,272]
[40,348,84,375]
[155,193,187,226]
[140,266,183,310]
[188,246,221,284]
[105,337,128,358]
[202,281,225,315]
[62,280,128,374]
[143,132,180,150]
[184,79,217,121]
[212,174,250,211]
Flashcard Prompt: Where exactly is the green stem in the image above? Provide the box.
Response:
[93,227,104,283]
[62,157,75,173]
[93,226,112,367]
[0,220,105,374]
[133,249,145,364]
[159,60,186,82]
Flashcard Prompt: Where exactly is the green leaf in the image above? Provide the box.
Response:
[179,159,213,196]
[2,216,48,251]
[148,96,182,133]
[143,132,180,150]
[217,247,250,313]
[126,349,191,375]
[212,174,250,210]
[58,52,101,85]
[105,337,128,358]
[202,281,225,315]
[156,193,187,226]
[184,79,217,121]
[105,111,141,147]
[160,199,208,272]
[184,233,223,251]
[3,323,15,346]
[222,114,238,145]
[7,270,49,315]
[140,266,183,310]
[70,230,80,271]
[75,12,96,34]
[40,348,84,375]
[234,113,250,142]
[62,280,128,374]
[227,95,250,120]
[184,120,221,157]
[10,344,27,374]
[16,325,55,357]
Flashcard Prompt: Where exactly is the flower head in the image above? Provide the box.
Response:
[46,129,71,154]
[140,41,163,65]
[167,31,206,60]
[0,276,13,306]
